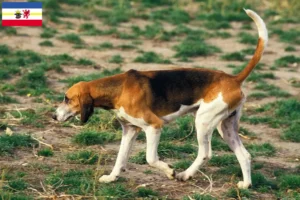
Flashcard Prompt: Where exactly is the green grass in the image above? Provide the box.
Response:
[129,151,146,164]
[252,172,277,191]
[73,130,115,146]
[134,51,171,64]
[7,179,28,191]
[271,28,300,44]
[232,64,275,82]
[59,33,83,44]
[99,42,114,49]
[1,27,17,35]
[158,142,196,159]
[217,165,242,177]
[97,183,134,198]
[150,8,190,24]
[109,54,124,64]
[39,40,54,47]
[0,133,37,155]
[222,52,245,61]
[213,31,232,38]
[0,44,10,55]
[284,46,296,52]
[136,187,158,198]
[183,193,217,200]
[281,123,300,142]
[211,136,231,151]
[174,36,221,58]
[77,58,94,65]
[46,169,93,195]
[209,154,237,166]
[40,27,57,38]
[253,82,290,98]
[66,150,98,164]
[37,148,54,157]
[9,109,46,128]
[0,95,18,104]
[62,68,122,87]
[204,21,231,29]
[95,7,132,26]
[279,175,300,190]
[238,32,257,45]
[246,143,276,157]
[226,188,252,199]
[274,55,300,68]
[173,160,192,170]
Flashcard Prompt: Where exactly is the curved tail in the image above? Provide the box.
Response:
[235,9,268,83]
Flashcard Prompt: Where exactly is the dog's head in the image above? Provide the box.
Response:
[52,82,94,123]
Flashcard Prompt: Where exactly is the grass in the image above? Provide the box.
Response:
[136,187,158,198]
[246,143,276,157]
[66,150,98,164]
[9,109,46,128]
[279,175,300,190]
[281,123,300,142]
[0,44,10,55]
[129,151,146,164]
[204,21,231,29]
[238,32,257,45]
[40,27,57,38]
[253,82,290,98]
[73,130,115,146]
[0,95,18,104]
[0,133,37,155]
[252,172,277,191]
[37,148,54,157]
[284,46,296,52]
[39,40,54,47]
[174,36,221,58]
[94,7,132,26]
[134,51,171,64]
[271,28,300,44]
[97,183,134,198]
[150,8,190,24]
[77,58,94,65]
[226,188,252,199]
[7,179,28,191]
[274,55,300,68]
[221,52,245,61]
[209,154,237,166]
[59,33,83,44]
[62,68,122,87]
[232,63,275,82]
[173,160,192,170]
[183,193,216,200]
[109,55,123,64]
[217,165,242,177]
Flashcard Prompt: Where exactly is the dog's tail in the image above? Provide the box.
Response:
[235,9,268,83]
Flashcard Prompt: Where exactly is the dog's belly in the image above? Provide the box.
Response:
[161,103,200,123]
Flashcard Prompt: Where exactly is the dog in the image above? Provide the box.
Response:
[52,9,267,189]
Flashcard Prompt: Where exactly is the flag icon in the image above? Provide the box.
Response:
[2,2,42,26]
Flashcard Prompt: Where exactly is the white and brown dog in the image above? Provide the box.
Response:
[53,9,267,189]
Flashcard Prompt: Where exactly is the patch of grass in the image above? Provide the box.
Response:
[0,44,10,55]
[7,179,28,191]
[9,109,45,127]
[62,68,122,87]
[254,82,290,98]
[274,55,300,68]
[40,27,57,38]
[95,7,132,26]
[213,31,231,38]
[222,52,245,61]
[39,40,54,47]
[238,32,257,45]
[241,23,252,30]
[37,148,54,157]
[271,29,300,44]
[46,169,93,195]
[129,151,146,164]
[173,160,192,170]
[284,46,296,52]
[217,165,242,177]
[150,8,190,24]
[0,95,18,104]
[247,143,276,157]
[0,133,38,155]
[0,192,33,200]
[66,150,98,164]
[109,55,123,64]
[2,27,17,35]
[232,64,275,82]
[282,123,300,142]
[183,193,217,200]
[117,44,136,50]
[226,188,252,199]
[174,36,221,58]
[158,142,196,159]
[97,183,134,198]
[136,187,158,198]
[239,127,256,138]
[99,42,114,49]
[279,174,300,190]
[59,33,83,44]
[211,136,231,151]
[73,130,115,146]
[204,21,231,29]
[77,58,94,65]
[209,154,237,166]
[134,51,171,64]
[252,172,277,191]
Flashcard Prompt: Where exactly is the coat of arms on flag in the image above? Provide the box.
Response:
[2,2,42,26]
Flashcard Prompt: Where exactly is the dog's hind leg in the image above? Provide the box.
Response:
[176,96,228,181]
[217,107,252,189]
[145,126,175,179]
[99,124,139,183]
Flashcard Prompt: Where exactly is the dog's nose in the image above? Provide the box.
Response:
[52,113,57,120]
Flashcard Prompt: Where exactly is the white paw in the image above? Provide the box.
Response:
[237,181,251,189]
[99,175,118,183]
[176,171,192,181]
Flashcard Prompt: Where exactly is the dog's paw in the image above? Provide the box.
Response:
[166,169,176,180]
[237,181,251,189]
[176,171,191,181]
[99,175,118,183]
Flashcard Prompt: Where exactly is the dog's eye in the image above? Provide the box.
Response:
[64,96,69,103]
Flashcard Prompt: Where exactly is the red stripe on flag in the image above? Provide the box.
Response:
[2,20,42,26]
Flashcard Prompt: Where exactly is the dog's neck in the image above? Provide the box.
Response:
[88,74,125,110]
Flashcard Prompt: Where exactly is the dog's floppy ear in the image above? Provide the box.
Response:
[79,93,94,123]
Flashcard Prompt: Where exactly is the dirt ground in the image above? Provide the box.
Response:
[0,1,300,199]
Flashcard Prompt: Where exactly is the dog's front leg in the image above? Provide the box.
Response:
[99,124,138,183]
[145,126,175,179]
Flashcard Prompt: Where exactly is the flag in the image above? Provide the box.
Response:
[2,2,42,26]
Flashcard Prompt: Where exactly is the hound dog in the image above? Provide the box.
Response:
[53,9,267,189]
